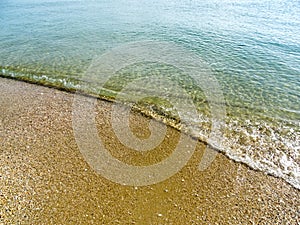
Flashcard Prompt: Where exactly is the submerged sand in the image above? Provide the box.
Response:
[0,78,299,224]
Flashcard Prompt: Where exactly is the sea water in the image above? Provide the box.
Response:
[0,0,299,189]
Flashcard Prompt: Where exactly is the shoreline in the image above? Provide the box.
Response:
[2,74,299,190]
[0,77,299,224]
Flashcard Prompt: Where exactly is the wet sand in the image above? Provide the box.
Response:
[0,77,299,224]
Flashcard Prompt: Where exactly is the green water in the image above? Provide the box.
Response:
[0,0,299,189]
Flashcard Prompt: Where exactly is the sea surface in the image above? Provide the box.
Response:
[1,0,299,189]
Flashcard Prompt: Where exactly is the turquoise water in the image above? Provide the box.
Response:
[0,0,299,188]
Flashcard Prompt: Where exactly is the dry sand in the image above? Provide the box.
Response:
[0,77,299,224]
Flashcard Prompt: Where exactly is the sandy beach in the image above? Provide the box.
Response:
[0,77,299,224]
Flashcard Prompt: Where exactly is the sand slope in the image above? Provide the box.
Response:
[0,78,299,224]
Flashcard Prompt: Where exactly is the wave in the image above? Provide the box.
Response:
[1,68,299,190]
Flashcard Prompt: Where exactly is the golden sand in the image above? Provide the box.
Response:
[0,78,299,224]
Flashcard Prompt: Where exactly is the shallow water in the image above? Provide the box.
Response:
[1,0,299,188]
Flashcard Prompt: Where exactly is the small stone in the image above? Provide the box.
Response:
[157,213,163,217]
